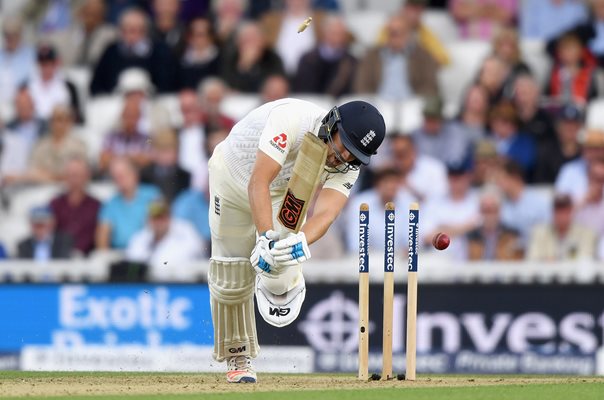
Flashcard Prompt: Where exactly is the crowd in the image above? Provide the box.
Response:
[0,0,604,272]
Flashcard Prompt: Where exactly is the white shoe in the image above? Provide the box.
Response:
[226,355,257,383]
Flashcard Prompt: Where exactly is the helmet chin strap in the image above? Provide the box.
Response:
[325,131,360,174]
[319,106,361,174]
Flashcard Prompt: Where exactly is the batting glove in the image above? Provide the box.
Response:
[270,231,311,267]
[250,230,279,275]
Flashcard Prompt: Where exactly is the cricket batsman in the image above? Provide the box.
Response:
[208,98,385,383]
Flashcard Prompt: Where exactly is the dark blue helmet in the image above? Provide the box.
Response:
[320,101,386,166]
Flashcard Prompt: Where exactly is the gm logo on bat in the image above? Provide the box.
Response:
[278,189,305,230]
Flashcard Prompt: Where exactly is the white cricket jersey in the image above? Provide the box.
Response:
[221,98,359,197]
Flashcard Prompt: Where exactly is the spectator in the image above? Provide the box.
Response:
[198,78,236,131]
[449,84,489,143]
[99,100,152,174]
[412,96,474,168]
[47,0,117,68]
[141,129,191,203]
[399,0,450,66]
[206,128,230,156]
[90,8,178,95]
[476,55,511,106]
[220,21,285,93]
[23,0,75,33]
[211,0,248,51]
[49,157,101,256]
[172,189,211,254]
[28,44,83,123]
[17,206,74,261]
[472,140,501,187]
[294,14,356,97]
[527,194,597,261]
[534,103,583,184]
[581,0,604,66]
[151,0,185,54]
[260,74,291,103]
[496,160,551,245]
[466,189,523,260]
[492,27,532,88]
[488,101,536,180]
[0,123,31,186]
[546,31,598,105]
[126,199,201,270]
[575,158,604,237]
[513,75,556,144]
[520,0,588,41]
[262,0,319,77]
[96,157,161,250]
[178,17,220,90]
[344,168,415,252]
[556,129,604,203]
[28,105,87,184]
[389,133,448,203]
[422,164,480,260]
[6,89,47,157]
[177,90,208,191]
[0,18,35,105]
[449,0,518,41]
[115,68,171,135]
[354,15,439,100]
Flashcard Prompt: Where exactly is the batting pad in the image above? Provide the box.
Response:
[208,257,259,361]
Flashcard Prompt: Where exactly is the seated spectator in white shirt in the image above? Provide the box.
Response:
[575,157,604,238]
[422,164,480,260]
[343,168,416,252]
[6,88,47,157]
[527,194,597,261]
[0,124,30,186]
[389,133,448,203]
[262,0,317,78]
[556,129,604,203]
[27,44,83,123]
[99,100,152,174]
[496,160,551,246]
[126,199,201,273]
[0,18,35,106]
[177,90,208,191]
[412,96,474,169]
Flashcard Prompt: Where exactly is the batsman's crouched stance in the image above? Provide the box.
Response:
[207,98,386,383]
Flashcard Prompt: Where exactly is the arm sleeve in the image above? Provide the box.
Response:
[323,169,360,197]
[257,107,298,166]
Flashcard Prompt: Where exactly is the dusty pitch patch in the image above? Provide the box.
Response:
[0,373,601,397]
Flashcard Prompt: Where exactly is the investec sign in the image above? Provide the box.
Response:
[282,284,604,373]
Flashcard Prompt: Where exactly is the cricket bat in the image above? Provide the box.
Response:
[277,132,328,234]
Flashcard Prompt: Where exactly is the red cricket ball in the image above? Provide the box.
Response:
[432,232,450,250]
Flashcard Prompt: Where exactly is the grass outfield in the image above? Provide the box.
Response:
[0,372,603,400]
